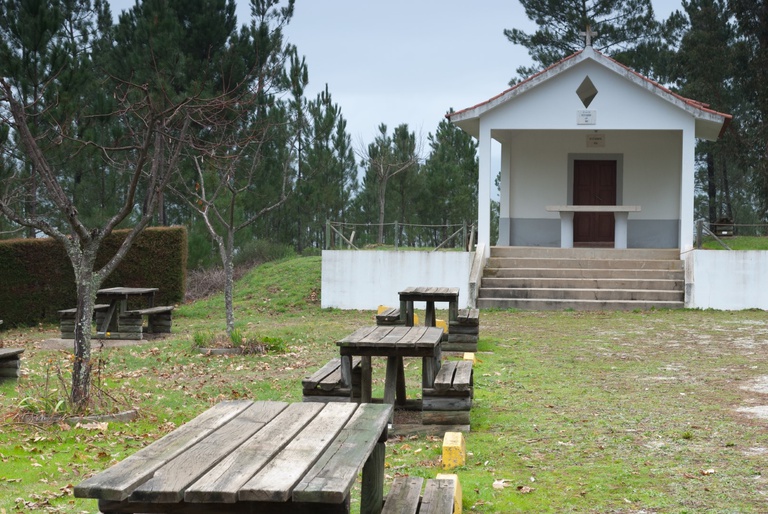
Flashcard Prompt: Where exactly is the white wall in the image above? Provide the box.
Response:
[687,250,768,309]
[321,251,472,310]
[504,130,682,220]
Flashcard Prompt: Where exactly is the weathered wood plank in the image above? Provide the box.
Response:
[377,326,413,347]
[58,304,110,315]
[293,403,392,505]
[359,326,395,345]
[422,397,472,411]
[0,359,21,369]
[441,341,477,353]
[416,327,445,348]
[422,388,472,399]
[313,357,362,391]
[419,479,455,514]
[456,308,480,326]
[74,400,258,502]
[239,403,358,502]
[360,441,386,514]
[130,401,289,503]
[380,476,423,514]
[0,348,24,359]
[433,361,457,392]
[446,334,478,344]
[453,360,473,391]
[98,498,348,513]
[183,402,324,503]
[126,306,175,316]
[337,326,378,344]
[422,411,471,425]
[302,358,344,389]
[446,324,479,335]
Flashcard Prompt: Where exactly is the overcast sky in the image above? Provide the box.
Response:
[109,0,685,150]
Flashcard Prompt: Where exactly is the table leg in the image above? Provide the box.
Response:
[425,301,436,327]
[340,355,352,388]
[383,357,398,421]
[404,300,414,327]
[448,299,458,323]
[422,351,441,390]
[360,441,386,514]
[99,302,118,334]
[361,357,372,403]
[396,358,406,406]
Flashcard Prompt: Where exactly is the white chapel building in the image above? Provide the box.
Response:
[448,45,731,252]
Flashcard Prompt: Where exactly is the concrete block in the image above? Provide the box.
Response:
[442,431,466,470]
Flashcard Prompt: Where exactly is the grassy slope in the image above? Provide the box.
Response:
[1,256,768,512]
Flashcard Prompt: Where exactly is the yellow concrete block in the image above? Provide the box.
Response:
[436,473,462,514]
[442,431,466,470]
[462,352,476,363]
[377,305,390,314]
[436,319,447,333]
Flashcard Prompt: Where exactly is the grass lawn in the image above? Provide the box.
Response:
[1,256,768,513]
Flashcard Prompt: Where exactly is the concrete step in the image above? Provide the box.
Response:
[489,246,680,260]
[481,277,684,291]
[486,257,683,270]
[479,247,685,311]
[477,297,685,311]
[483,267,684,280]
[478,287,683,302]
[483,268,685,281]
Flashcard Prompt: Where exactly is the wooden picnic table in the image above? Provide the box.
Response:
[95,287,158,338]
[74,400,392,514]
[398,287,459,327]
[337,326,444,417]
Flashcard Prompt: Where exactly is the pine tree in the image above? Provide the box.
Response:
[669,0,739,224]
[504,0,672,82]
[419,114,478,246]
[730,0,768,221]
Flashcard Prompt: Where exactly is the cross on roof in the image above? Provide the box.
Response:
[580,24,598,47]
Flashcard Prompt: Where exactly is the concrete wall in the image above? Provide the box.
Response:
[321,250,472,310]
[687,250,768,310]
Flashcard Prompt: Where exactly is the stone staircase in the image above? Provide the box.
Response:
[478,247,685,311]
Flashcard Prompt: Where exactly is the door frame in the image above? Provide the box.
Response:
[567,153,624,205]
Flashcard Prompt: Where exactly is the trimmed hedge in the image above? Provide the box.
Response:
[0,226,187,327]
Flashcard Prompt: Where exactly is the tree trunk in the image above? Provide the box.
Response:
[221,229,236,337]
[722,159,733,222]
[707,152,716,223]
[71,263,100,410]
[377,178,388,244]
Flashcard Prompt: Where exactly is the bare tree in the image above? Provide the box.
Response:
[359,124,421,244]
[0,0,270,409]
[172,105,296,337]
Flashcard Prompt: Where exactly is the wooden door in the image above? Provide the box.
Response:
[573,160,616,245]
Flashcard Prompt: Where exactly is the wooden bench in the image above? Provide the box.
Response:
[377,307,405,326]
[302,356,362,402]
[0,348,24,379]
[422,360,473,426]
[57,304,110,339]
[382,476,455,513]
[121,305,174,334]
[446,308,480,352]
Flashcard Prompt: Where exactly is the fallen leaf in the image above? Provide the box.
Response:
[517,485,535,494]
[493,479,513,489]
